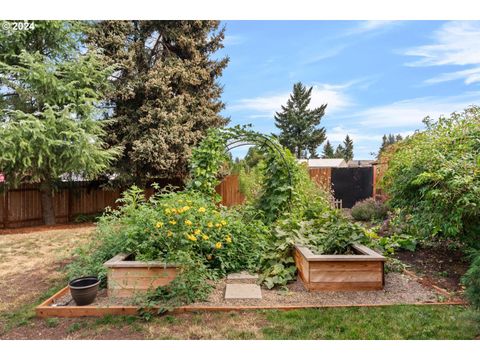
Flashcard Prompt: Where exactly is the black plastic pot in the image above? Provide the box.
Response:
[69,276,100,306]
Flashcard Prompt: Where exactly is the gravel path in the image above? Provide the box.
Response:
[52,272,442,309]
[189,272,440,307]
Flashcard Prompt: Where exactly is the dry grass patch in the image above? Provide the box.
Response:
[144,311,268,340]
[0,225,95,313]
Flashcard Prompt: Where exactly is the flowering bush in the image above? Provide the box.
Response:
[69,186,270,285]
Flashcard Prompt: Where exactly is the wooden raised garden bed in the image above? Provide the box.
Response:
[104,253,179,298]
[294,243,386,291]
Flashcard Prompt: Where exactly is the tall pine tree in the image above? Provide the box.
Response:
[274,82,327,159]
[334,144,345,158]
[88,21,229,184]
[343,135,354,162]
[377,133,403,159]
[322,140,335,158]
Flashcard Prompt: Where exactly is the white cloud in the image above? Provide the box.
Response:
[403,21,480,85]
[302,45,347,65]
[347,92,480,128]
[230,83,354,117]
[326,126,380,143]
[424,67,480,85]
[356,21,397,32]
[343,20,399,36]
[223,35,246,46]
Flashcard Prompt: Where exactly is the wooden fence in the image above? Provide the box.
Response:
[308,168,332,191]
[0,175,245,229]
[372,162,388,199]
[215,174,245,207]
[0,168,336,229]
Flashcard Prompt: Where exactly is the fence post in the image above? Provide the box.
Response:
[3,189,9,228]
[67,188,72,222]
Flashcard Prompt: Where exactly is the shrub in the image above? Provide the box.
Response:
[351,198,388,221]
[382,106,480,246]
[463,251,480,309]
[68,186,270,292]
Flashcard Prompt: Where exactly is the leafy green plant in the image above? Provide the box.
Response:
[375,234,417,254]
[295,212,370,255]
[382,106,480,246]
[68,185,270,303]
[351,198,389,221]
[463,251,480,309]
[259,219,299,289]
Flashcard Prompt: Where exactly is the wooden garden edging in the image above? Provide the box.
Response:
[35,286,467,319]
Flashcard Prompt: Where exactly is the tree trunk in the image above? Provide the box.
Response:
[39,181,56,225]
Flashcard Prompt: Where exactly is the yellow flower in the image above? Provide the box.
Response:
[207,222,213,228]
[184,219,193,226]
[167,230,173,237]
[164,208,171,215]
[215,223,222,228]
[198,207,206,213]
[155,221,164,228]
[202,234,209,240]
[221,220,227,226]
[169,220,177,225]
[225,235,232,243]
[187,234,197,241]
[364,229,379,239]
[183,206,191,212]
[215,242,222,249]
[194,229,201,235]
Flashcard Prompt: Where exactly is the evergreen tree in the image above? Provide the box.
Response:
[244,146,264,169]
[322,140,335,158]
[377,133,404,159]
[334,144,345,158]
[0,21,119,225]
[88,21,229,184]
[274,82,327,159]
[343,134,354,162]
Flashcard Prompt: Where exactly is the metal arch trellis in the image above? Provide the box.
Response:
[223,132,294,207]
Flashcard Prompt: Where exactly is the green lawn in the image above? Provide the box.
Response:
[2,301,479,339]
[262,305,480,340]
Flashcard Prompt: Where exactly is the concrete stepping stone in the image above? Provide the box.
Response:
[226,272,259,284]
[224,284,262,299]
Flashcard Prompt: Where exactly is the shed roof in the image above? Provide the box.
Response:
[297,158,347,168]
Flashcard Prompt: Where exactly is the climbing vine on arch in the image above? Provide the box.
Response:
[187,125,300,223]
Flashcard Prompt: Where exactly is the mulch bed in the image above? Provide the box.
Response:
[395,244,469,293]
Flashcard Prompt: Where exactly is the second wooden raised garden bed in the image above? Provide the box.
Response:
[294,243,385,291]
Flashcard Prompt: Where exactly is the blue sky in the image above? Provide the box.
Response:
[216,20,480,159]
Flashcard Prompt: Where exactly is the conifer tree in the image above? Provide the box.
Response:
[322,140,335,158]
[377,133,403,158]
[334,144,345,158]
[343,134,354,161]
[0,21,119,225]
[274,82,327,159]
[88,21,229,184]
